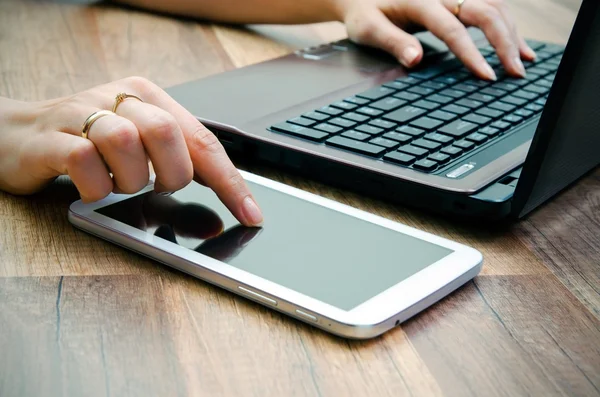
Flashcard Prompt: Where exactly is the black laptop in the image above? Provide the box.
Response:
[167,0,599,220]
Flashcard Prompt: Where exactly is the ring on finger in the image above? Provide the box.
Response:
[112,92,143,113]
[81,110,115,140]
[453,0,467,17]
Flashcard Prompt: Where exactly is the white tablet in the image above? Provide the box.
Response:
[69,171,482,339]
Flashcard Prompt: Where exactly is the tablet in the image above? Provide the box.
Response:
[69,171,482,339]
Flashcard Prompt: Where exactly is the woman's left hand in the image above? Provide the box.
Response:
[336,0,536,80]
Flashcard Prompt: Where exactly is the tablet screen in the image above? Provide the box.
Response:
[97,181,453,310]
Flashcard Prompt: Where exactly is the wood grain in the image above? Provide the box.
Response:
[1,0,599,396]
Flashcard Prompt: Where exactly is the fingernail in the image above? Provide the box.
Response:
[482,62,497,81]
[242,196,264,227]
[514,57,526,77]
[157,191,174,197]
[401,46,420,68]
[526,46,537,60]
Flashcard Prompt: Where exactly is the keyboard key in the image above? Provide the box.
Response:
[370,137,400,149]
[427,94,453,104]
[328,117,357,129]
[426,132,454,145]
[489,101,516,113]
[271,122,329,142]
[475,107,503,119]
[429,110,457,122]
[527,67,550,76]
[503,114,524,124]
[535,79,554,89]
[466,132,488,144]
[441,146,463,158]
[356,107,384,117]
[420,81,447,90]
[384,152,416,166]
[370,97,407,112]
[535,97,547,106]
[442,104,470,115]
[525,103,544,113]
[326,136,387,157]
[331,101,358,111]
[382,81,410,91]
[413,159,438,172]
[384,106,427,123]
[342,112,370,123]
[413,100,440,110]
[438,120,478,138]
[491,120,511,131]
[462,114,492,125]
[408,86,435,96]
[502,77,529,87]
[435,76,460,85]
[314,123,343,134]
[512,90,538,100]
[481,87,507,97]
[457,98,483,109]
[395,76,421,85]
[479,126,500,137]
[454,83,478,93]
[439,88,467,99]
[317,106,343,116]
[302,111,329,121]
[454,140,476,151]
[398,145,428,158]
[468,93,495,103]
[412,138,442,151]
[369,119,396,130]
[500,95,528,106]
[383,131,412,144]
[428,152,451,164]
[355,124,383,135]
[344,96,370,106]
[410,117,444,131]
[396,125,426,138]
[523,84,549,95]
[288,116,317,127]
[357,86,395,100]
[513,109,535,119]
[342,130,371,141]
[491,82,518,92]
[393,91,421,102]
[463,78,491,88]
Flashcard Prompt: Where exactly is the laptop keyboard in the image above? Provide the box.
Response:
[268,41,564,175]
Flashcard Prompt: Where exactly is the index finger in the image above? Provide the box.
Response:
[121,76,264,227]
[408,4,497,80]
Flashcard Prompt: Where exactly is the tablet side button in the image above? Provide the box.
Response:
[237,286,278,306]
[295,309,318,322]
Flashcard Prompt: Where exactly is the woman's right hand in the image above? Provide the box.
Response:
[0,76,264,227]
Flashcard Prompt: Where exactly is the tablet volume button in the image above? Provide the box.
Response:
[237,286,277,306]
[295,309,318,322]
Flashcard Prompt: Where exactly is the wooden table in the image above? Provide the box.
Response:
[1,1,598,396]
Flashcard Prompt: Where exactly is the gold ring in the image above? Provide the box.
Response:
[81,110,114,140]
[453,0,466,16]
[112,92,143,113]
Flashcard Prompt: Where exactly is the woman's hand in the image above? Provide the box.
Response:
[0,76,263,227]
[336,0,536,80]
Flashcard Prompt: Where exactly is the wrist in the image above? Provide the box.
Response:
[328,0,354,22]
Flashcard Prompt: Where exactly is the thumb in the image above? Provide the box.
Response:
[347,9,424,68]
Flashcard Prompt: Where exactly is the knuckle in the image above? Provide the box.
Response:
[441,23,466,46]
[480,6,502,26]
[224,170,246,193]
[106,120,139,150]
[67,140,97,169]
[147,112,179,144]
[124,76,156,97]
[190,123,223,154]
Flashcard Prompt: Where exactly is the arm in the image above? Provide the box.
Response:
[115,0,536,80]
[114,0,345,24]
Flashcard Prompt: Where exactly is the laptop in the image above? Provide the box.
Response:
[167,0,600,220]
